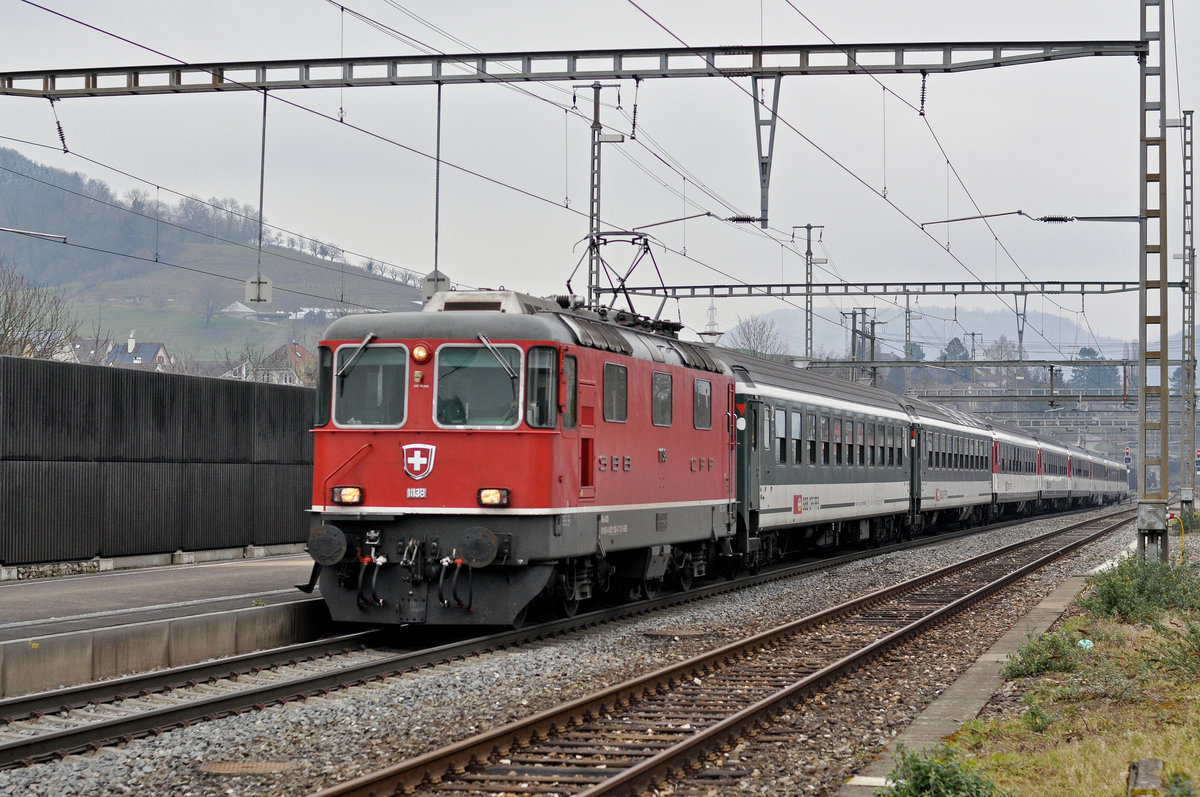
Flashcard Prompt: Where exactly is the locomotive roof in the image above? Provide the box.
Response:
[322,291,727,373]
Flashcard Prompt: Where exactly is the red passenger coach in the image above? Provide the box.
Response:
[304,291,736,627]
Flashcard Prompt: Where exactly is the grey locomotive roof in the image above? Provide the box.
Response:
[323,309,578,345]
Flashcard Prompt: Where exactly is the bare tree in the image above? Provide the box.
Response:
[722,314,789,360]
[0,257,82,359]
[197,291,225,329]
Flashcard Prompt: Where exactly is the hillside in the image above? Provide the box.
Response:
[0,146,423,359]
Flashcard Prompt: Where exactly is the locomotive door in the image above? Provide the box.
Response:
[577,381,597,501]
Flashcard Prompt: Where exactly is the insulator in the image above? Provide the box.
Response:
[919,71,927,117]
[56,121,68,153]
[1038,215,1074,224]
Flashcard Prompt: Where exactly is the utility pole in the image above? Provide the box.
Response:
[1137,0,1169,561]
[579,81,623,307]
[796,224,824,359]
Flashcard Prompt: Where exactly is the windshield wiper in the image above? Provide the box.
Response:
[336,333,377,380]
[477,334,517,379]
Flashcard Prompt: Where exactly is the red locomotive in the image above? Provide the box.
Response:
[303,290,735,626]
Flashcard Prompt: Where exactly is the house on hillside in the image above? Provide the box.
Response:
[105,331,172,371]
[64,337,115,366]
[225,342,316,386]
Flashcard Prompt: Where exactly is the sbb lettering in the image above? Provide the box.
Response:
[690,457,717,472]
[597,455,632,472]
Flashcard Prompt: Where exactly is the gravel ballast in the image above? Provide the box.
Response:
[0,509,1136,797]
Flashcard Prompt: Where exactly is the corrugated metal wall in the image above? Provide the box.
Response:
[0,356,313,565]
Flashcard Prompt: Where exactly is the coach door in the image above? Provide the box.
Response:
[909,424,923,521]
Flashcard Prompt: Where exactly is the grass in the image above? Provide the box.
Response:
[908,557,1200,797]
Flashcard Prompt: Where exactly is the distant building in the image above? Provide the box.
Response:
[227,342,316,386]
[105,331,172,371]
[64,337,115,366]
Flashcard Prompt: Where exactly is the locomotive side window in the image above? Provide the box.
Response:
[603,363,628,422]
[525,347,558,429]
[334,344,408,427]
[652,372,673,427]
[436,344,521,427]
[774,408,787,463]
[693,379,712,429]
[315,346,332,426]
[562,355,578,429]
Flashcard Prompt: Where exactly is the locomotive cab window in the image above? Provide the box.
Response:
[693,379,712,429]
[603,363,628,423]
[333,344,407,427]
[525,347,558,429]
[436,344,521,427]
[652,372,673,427]
[315,346,333,426]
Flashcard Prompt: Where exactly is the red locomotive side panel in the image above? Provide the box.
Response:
[569,346,733,512]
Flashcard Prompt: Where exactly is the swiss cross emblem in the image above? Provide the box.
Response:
[402,444,436,480]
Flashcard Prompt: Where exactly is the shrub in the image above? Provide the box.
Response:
[1079,557,1200,624]
[1157,619,1200,677]
[877,743,1010,797]
[1002,631,1080,679]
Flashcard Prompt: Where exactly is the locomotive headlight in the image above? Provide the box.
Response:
[478,488,511,507]
[412,344,432,364]
[331,486,364,505]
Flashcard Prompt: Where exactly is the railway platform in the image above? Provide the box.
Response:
[0,549,326,700]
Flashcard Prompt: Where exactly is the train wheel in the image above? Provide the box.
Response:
[641,578,662,600]
[557,597,580,618]
[509,605,529,630]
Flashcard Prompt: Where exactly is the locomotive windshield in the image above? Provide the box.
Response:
[436,344,521,427]
[333,344,407,426]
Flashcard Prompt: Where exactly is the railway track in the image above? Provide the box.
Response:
[0,505,1127,771]
[310,508,1134,797]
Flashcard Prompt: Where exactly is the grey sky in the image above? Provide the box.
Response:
[1,1,1196,358]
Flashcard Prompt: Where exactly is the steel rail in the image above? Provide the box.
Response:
[310,509,1133,796]
[0,504,1127,769]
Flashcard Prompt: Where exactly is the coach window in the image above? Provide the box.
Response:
[693,379,712,429]
[857,421,866,466]
[807,412,818,465]
[868,423,876,466]
[834,418,844,466]
[774,408,787,463]
[603,363,628,422]
[562,355,578,429]
[334,344,407,427]
[885,426,894,467]
[525,347,558,429]
[791,411,804,464]
[820,416,830,465]
[652,372,673,427]
[898,427,904,467]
